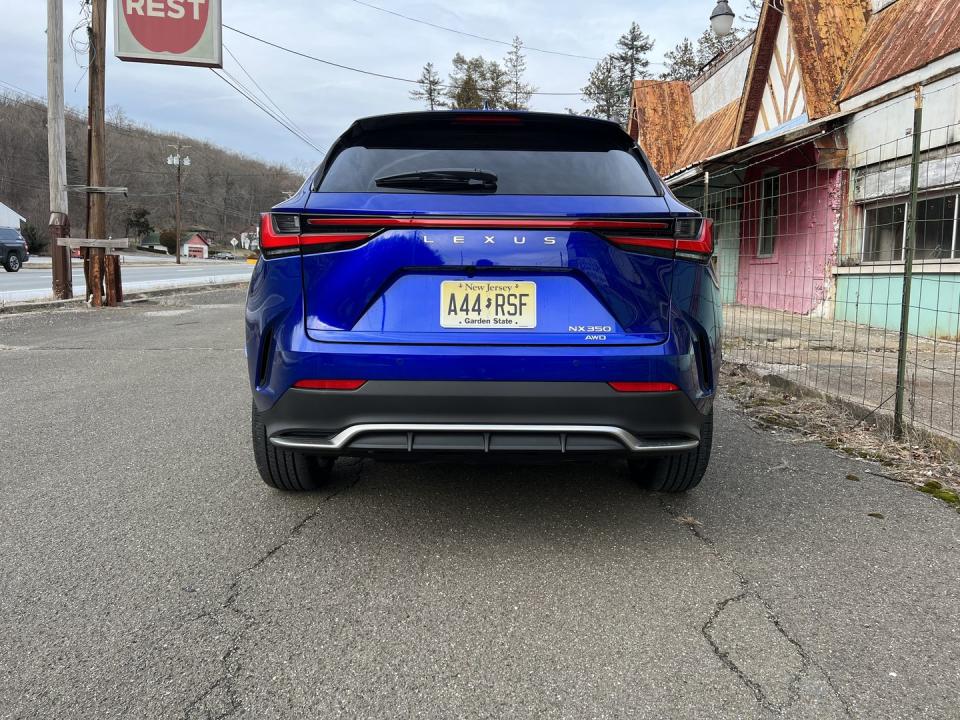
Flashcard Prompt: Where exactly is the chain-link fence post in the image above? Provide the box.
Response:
[894,87,924,438]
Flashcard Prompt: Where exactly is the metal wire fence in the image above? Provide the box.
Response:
[681,108,960,441]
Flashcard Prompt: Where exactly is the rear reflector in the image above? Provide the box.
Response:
[608,382,680,393]
[293,379,367,391]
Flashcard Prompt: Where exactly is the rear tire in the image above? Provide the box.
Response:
[629,410,713,493]
[252,401,334,491]
[4,253,21,272]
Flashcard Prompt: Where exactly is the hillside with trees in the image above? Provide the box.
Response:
[0,92,304,254]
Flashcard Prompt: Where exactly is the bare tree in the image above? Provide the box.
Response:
[410,62,445,110]
[504,37,535,110]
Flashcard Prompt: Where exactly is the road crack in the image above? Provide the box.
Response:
[182,459,366,720]
[661,499,854,718]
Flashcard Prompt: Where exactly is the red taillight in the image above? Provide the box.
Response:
[260,213,381,257]
[293,379,367,391]
[608,381,680,393]
[602,218,713,260]
[676,218,713,258]
[260,213,712,259]
[259,213,299,253]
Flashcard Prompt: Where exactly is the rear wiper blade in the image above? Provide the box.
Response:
[374,169,498,192]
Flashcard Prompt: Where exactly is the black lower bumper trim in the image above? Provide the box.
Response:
[261,381,709,457]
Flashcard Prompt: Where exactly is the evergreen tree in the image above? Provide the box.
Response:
[447,53,486,109]
[695,26,746,68]
[581,54,629,125]
[410,62,445,110]
[660,38,699,81]
[482,60,510,109]
[504,36,535,110]
[615,22,655,85]
[124,207,154,241]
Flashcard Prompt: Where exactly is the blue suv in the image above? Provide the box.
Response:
[246,111,720,493]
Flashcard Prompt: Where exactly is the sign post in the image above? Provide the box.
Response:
[115,0,222,67]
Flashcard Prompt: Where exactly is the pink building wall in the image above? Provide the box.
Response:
[736,147,841,314]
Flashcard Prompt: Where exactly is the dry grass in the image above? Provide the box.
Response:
[722,364,960,507]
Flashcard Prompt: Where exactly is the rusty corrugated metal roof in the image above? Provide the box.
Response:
[735,0,869,146]
[672,100,740,174]
[628,80,695,177]
[839,0,960,101]
[786,0,871,117]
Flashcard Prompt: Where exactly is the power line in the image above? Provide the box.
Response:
[346,0,601,61]
[217,66,324,153]
[210,68,326,154]
[222,43,316,147]
[223,24,585,96]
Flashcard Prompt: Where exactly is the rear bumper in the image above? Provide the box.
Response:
[261,381,709,457]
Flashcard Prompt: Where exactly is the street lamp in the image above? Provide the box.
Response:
[710,0,736,37]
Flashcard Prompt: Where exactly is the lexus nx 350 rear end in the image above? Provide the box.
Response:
[246,111,720,492]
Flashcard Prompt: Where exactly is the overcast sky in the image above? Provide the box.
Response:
[0,1,746,170]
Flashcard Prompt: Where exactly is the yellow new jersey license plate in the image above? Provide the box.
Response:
[440,280,537,329]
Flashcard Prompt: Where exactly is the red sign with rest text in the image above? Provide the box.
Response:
[115,0,222,67]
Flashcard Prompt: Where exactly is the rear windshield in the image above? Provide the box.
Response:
[316,147,657,196]
[315,115,659,197]
[0,228,22,241]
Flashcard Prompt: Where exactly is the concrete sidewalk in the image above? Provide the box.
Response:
[723,304,960,441]
[22,253,249,269]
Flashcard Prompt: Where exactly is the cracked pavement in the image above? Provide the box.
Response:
[1,288,958,719]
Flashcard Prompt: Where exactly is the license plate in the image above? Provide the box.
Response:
[440,280,537,329]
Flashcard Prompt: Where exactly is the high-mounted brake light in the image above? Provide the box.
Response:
[451,115,523,125]
[293,379,367,391]
[608,382,680,393]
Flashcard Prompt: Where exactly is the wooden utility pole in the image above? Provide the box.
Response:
[175,153,183,265]
[47,0,73,299]
[85,0,111,306]
[168,142,190,264]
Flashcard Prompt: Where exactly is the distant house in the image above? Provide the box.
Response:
[138,238,169,254]
[182,233,210,259]
[0,201,25,230]
[629,0,960,333]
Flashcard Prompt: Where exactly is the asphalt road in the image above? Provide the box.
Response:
[1,288,958,719]
[0,263,253,302]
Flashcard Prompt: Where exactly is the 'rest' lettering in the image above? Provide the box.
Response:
[126,0,207,19]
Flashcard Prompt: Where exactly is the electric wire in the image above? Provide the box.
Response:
[222,24,585,96]
[209,68,325,154]
[222,43,315,147]
[345,0,602,61]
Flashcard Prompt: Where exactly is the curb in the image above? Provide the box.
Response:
[0,280,249,316]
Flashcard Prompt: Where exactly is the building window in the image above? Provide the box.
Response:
[917,195,957,259]
[758,173,779,257]
[863,203,906,262]
[861,192,959,262]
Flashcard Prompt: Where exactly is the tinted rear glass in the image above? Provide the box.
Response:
[0,228,22,241]
[317,147,657,196]
[315,115,658,197]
